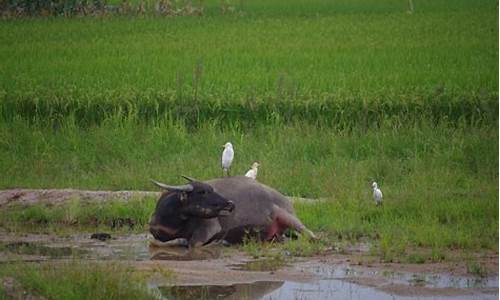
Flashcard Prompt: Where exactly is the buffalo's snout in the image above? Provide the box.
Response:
[218,200,234,216]
[225,201,235,212]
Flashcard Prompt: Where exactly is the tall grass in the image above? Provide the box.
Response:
[1,117,496,195]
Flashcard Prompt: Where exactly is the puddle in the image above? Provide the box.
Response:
[261,279,498,300]
[303,263,499,289]
[156,278,498,300]
[152,259,498,300]
[0,235,151,262]
[230,257,288,272]
[0,235,224,262]
[158,281,284,300]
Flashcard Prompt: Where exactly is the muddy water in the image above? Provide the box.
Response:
[0,233,497,300]
[0,233,152,261]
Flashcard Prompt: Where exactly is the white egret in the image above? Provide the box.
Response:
[372,182,383,206]
[221,142,234,176]
[245,162,260,179]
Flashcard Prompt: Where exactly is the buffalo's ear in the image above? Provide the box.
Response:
[179,191,188,202]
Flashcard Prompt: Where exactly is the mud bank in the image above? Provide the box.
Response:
[0,189,160,207]
[0,189,320,207]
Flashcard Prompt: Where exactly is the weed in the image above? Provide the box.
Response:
[241,233,267,259]
[282,235,326,257]
[406,253,426,264]
[466,261,488,278]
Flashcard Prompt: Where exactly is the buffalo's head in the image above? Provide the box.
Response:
[151,177,234,218]
[149,176,234,242]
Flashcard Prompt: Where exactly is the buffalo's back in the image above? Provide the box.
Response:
[206,176,294,234]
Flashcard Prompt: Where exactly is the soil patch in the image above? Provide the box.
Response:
[0,189,160,207]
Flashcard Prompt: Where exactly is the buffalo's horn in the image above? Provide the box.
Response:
[180,175,198,182]
[150,179,194,192]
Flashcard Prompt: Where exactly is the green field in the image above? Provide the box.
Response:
[0,0,497,129]
[0,0,498,262]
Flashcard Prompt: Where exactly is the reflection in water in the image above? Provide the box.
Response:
[262,279,499,300]
[149,244,222,261]
[156,279,498,300]
[159,281,284,300]
[0,236,225,262]
[229,257,288,272]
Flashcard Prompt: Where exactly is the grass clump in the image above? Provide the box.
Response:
[0,261,159,300]
[466,261,489,278]
[281,235,327,257]
[240,229,328,259]
[406,253,427,264]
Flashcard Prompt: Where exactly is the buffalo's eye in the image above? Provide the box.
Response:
[198,190,207,195]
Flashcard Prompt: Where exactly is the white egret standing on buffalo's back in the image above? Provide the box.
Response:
[221,142,234,176]
[245,162,260,179]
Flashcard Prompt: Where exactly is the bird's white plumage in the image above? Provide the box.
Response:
[221,142,234,174]
[245,162,260,179]
[372,182,383,205]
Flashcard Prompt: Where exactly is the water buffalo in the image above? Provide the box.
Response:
[149,176,316,247]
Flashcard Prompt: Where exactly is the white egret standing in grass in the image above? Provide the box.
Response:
[221,142,234,176]
[245,162,260,179]
[372,182,383,206]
